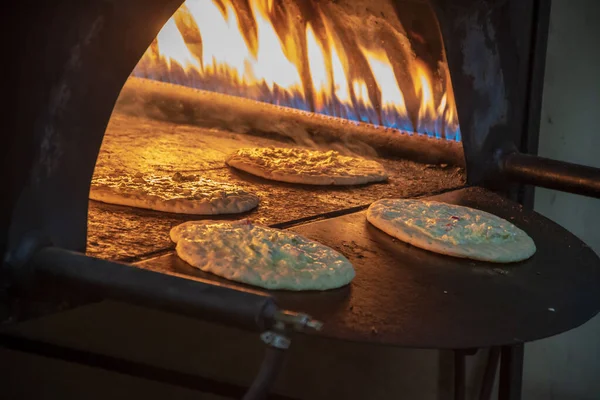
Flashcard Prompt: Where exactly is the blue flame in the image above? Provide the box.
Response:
[132,67,461,142]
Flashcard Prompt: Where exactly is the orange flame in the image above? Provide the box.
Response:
[134,0,461,141]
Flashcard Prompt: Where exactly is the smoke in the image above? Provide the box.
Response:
[238,115,379,158]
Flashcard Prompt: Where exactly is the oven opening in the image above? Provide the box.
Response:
[87,0,467,262]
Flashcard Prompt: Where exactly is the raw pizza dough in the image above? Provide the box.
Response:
[170,220,355,290]
[366,199,536,263]
[226,147,388,185]
[90,172,259,215]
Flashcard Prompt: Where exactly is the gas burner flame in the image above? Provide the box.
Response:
[133,0,461,141]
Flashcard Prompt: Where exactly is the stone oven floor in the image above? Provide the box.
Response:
[87,112,466,261]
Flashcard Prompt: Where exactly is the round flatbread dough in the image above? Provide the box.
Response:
[366,199,536,263]
[90,172,259,215]
[170,220,355,290]
[226,147,388,185]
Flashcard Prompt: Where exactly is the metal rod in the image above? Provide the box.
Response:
[26,247,278,332]
[498,344,524,400]
[243,346,288,400]
[454,350,466,400]
[478,347,501,400]
[500,152,600,198]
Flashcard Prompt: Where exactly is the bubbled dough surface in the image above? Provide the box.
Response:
[170,220,356,290]
[90,173,259,215]
[367,199,536,263]
[226,147,388,185]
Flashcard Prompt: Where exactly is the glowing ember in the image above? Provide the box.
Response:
[133,0,461,141]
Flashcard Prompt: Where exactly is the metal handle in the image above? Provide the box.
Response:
[498,152,600,198]
[24,246,278,331]
[7,242,323,334]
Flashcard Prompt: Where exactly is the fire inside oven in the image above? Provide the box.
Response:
[88,0,466,262]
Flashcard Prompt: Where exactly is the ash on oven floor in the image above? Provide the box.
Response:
[87,112,466,261]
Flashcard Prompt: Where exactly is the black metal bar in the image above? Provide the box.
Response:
[26,247,277,332]
[519,0,553,210]
[454,350,466,400]
[243,347,288,400]
[498,345,524,400]
[500,152,600,198]
[478,347,501,400]
[0,334,297,400]
[522,0,552,156]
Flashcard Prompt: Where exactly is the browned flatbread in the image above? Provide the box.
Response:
[90,172,259,215]
[226,147,388,185]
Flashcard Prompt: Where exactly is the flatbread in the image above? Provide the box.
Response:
[90,172,259,215]
[366,199,536,263]
[226,147,388,185]
[170,220,355,290]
